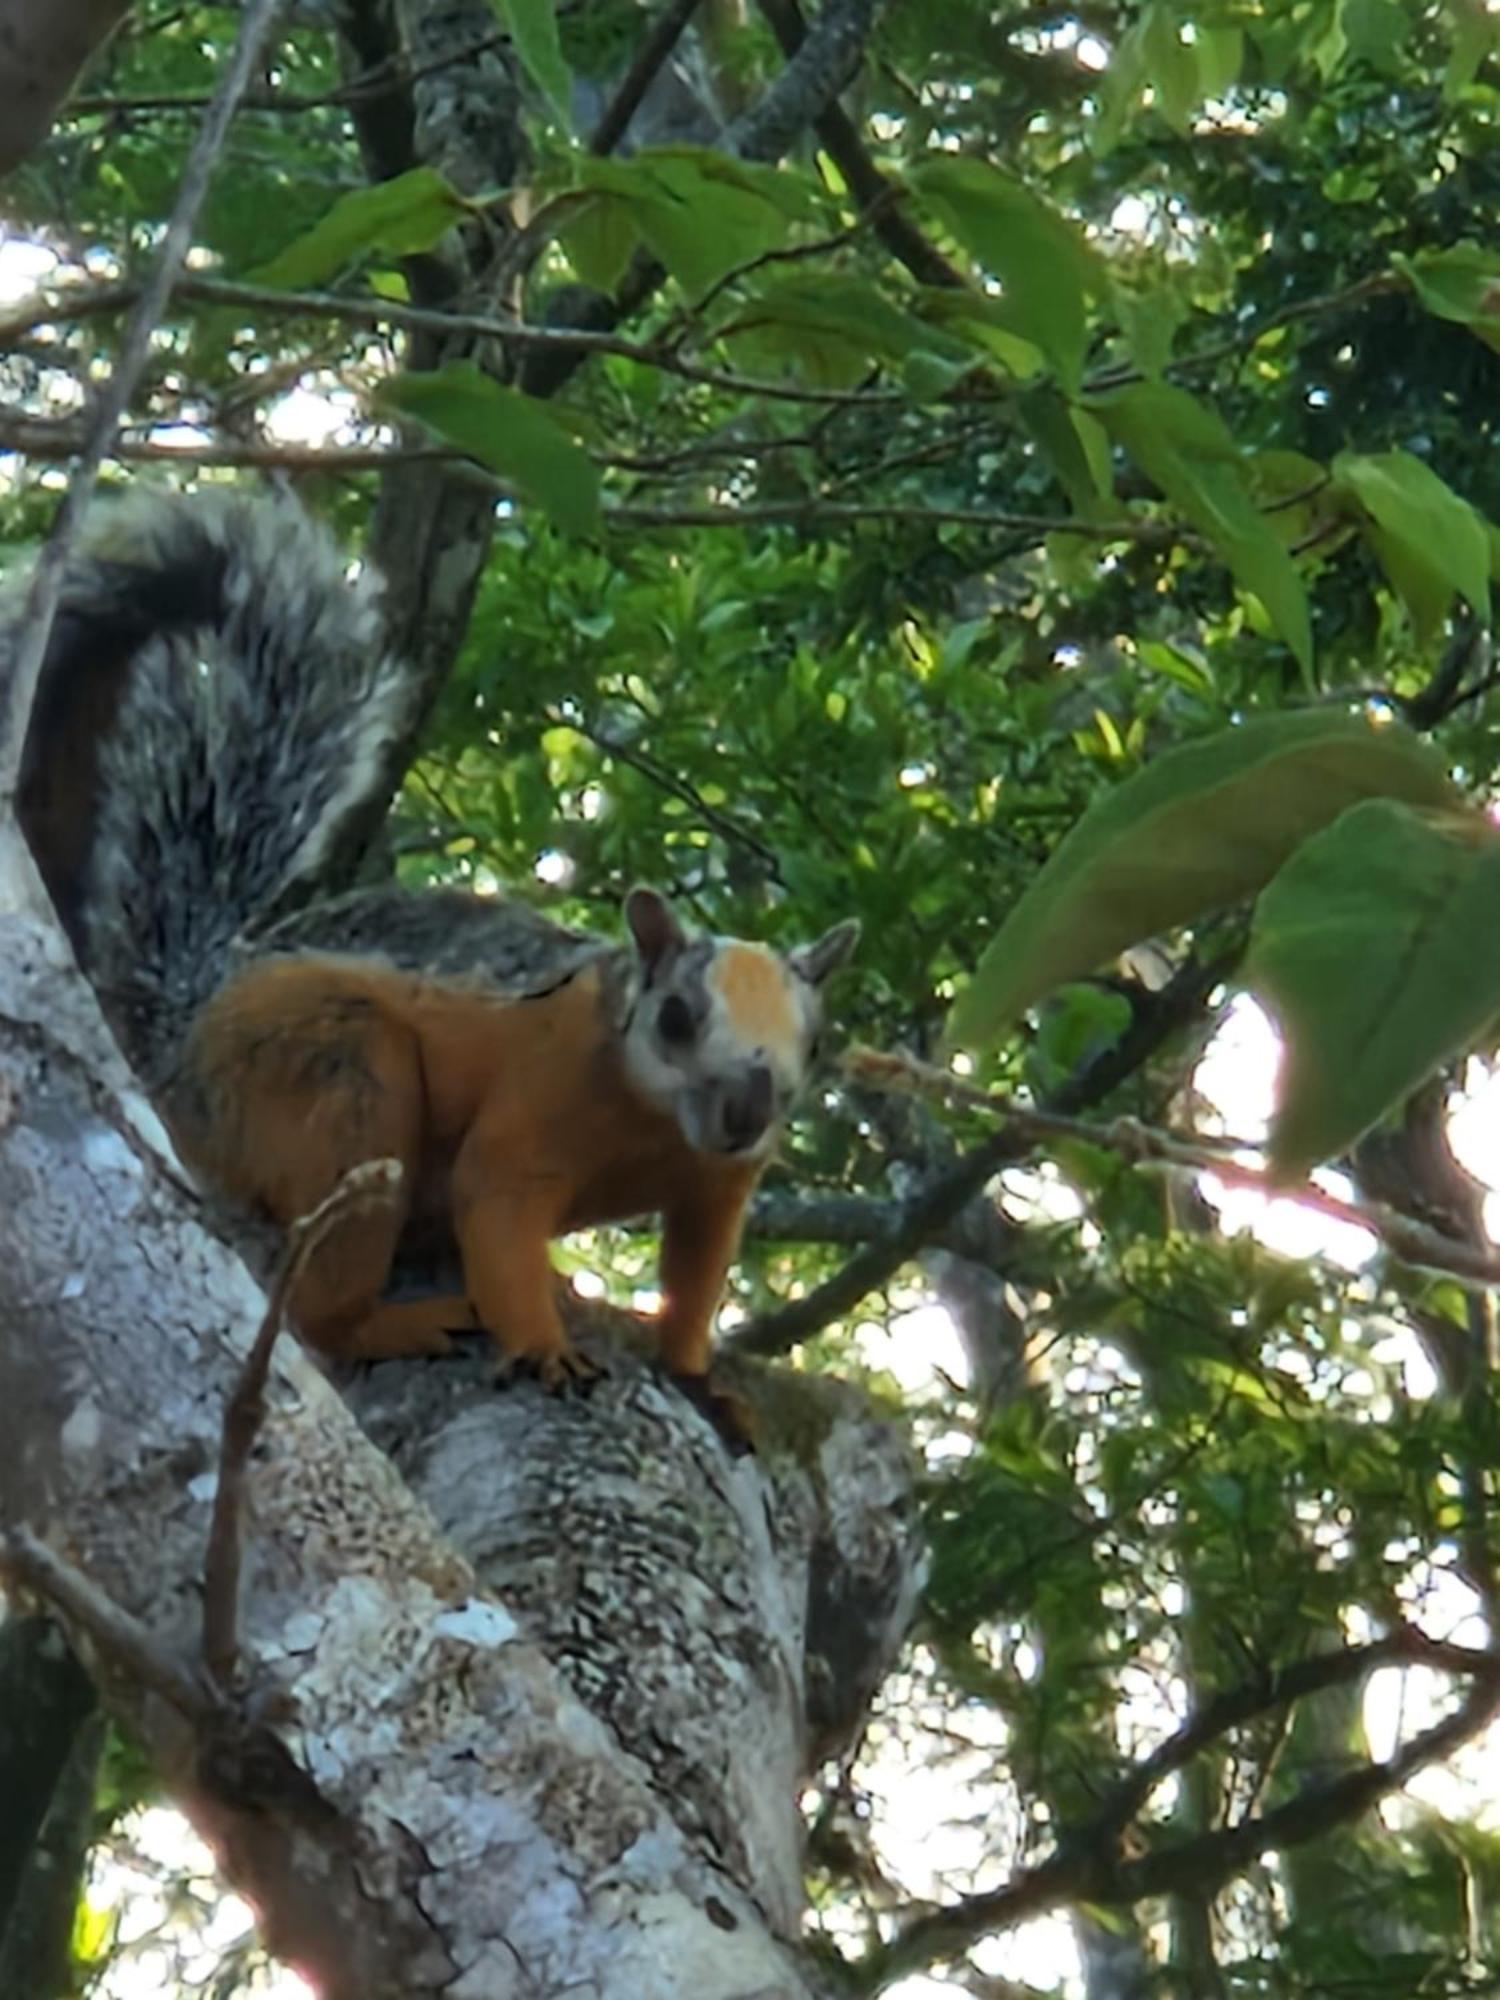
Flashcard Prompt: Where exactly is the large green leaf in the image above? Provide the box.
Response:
[1248,798,1500,1177]
[1396,242,1500,354]
[248,168,468,288]
[491,0,573,124]
[378,363,600,536]
[945,710,1458,1051]
[575,150,807,296]
[909,157,1099,392]
[1334,448,1491,638]
[1096,383,1314,673]
[719,273,974,389]
[1020,388,1114,516]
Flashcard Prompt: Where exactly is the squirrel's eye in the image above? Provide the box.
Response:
[658,995,695,1047]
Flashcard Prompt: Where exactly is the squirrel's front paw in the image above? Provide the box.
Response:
[493,1341,603,1396]
[669,1372,757,1456]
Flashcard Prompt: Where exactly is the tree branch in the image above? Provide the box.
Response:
[202,1160,403,1688]
[588,0,705,156]
[734,954,1230,1357]
[755,0,964,288]
[0,0,282,804]
[867,1632,1500,1990]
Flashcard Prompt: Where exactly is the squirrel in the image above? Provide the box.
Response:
[4,490,857,1403]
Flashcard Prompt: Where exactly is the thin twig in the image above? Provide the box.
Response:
[0,0,283,802]
[734,953,1233,1357]
[201,1159,403,1687]
[1,1526,215,1720]
[849,1044,1500,1293]
[0,274,909,407]
[0,412,1176,547]
[68,29,510,117]
[866,1636,1500,1990]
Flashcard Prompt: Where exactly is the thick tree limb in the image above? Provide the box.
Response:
[0,860,920,1996]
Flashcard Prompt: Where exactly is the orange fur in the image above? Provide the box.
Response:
[177,954,762,1385]
[710,943,803,1068]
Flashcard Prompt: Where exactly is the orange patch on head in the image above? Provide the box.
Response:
[710,943,802,1062]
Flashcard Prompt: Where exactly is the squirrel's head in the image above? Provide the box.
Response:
[618,886,858,1163]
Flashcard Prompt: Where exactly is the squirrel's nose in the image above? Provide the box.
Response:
[721,1063,775,1152]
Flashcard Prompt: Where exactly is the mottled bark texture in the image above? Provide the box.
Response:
[0,843,921,1998]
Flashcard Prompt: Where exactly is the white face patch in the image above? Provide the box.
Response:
[618,937,821,1160]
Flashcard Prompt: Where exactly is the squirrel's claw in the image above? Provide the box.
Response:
[493,1344,603,1397]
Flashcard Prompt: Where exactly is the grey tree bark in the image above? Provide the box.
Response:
[0,825,922,1997]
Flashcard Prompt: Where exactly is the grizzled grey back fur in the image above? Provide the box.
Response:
[3,491,419,1083]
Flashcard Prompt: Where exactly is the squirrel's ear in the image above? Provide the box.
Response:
[789,918,860,987]
[624,885,688,978]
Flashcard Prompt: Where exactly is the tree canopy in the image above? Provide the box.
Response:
[9,1,1500,1994]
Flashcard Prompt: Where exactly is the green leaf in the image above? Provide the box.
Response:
[910,157,1098,392]
[1095,383,1314,671]
[1142,3,1200,132]
[248,168,468,288]
[1028,982,1135,1094]
[1334,449,1491,637]
[1247,798,1500,1176]
[378,362,601,535]
[1020,388,1114,515]
[1396,243,1500,353]
[1443,0,1500,95]
[946,710,1458,1051]
[576,150,806,296]
[491,0,573,123]
[720,272,973,389]
[1110,277,1189,380]
[561,191,639,291]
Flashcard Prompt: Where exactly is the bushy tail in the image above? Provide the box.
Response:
[6,490,419,1082]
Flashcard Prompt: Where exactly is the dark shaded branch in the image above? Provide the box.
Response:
[0,0,133,175]
[0,1693,104,2000]
[756,0,964,288]
[734,953,1230,1357]
[589,0,705,155]
[0,1617,99,1943]
[868,1635,1500,1990]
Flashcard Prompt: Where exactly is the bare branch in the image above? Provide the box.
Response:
[66,28,511,116]
[734,954,1231,1358]
[0,274,911,406]
[868,1633,1500,1991]
[1,1527,214,1722]
[0,0,283,803]
[848,1044,1500,1295]
[201,1160,404,1688]
[589,0,705,156]
[755,0,963,289]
